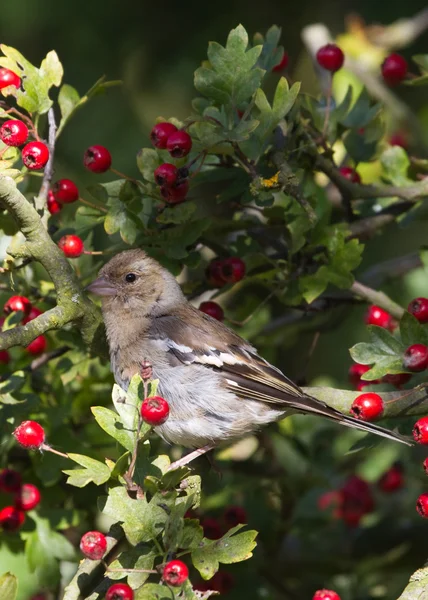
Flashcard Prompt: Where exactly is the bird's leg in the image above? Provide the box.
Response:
[167,444,215,471]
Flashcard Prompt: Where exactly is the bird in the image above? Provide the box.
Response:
[86,249,411,469]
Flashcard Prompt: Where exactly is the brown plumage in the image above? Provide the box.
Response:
[87,249,411,461]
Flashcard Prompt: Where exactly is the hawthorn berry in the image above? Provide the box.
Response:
[350,392,384,421]
[0,468,22,493]
[339,475,374,527]
[4,295,32,316]
[140,396,170,425]
[382,372,412,387]
[339,166,361,184]
[381,53,408,86]
[47,190,61,214]
[199,301,224,321]
[403,344,428,372]
[221,257,246,283]
[316,44,344,72]
[0,120,28,146]
[154,163,178,186]
[365,305,394,330]
[206,259,227,287]
[166,130,192,158]
[389,132,407,148]
[105,583,134,600]
[0,506,25,532]
[23,306,43,324]
[13,420,45,449]
[0,350,10,364]
[0,68,21,90]
[272,51,289,72]
[53,179,79,204]
[150,122,178,149]
[26,335,47,355]
[201,517,223,539]
[58,234,84,258]
[423,457,428,474]
[22,141,49,170]
[349,363,370,388]
[313,590,341,600]
[378,463,404,493]
[416,493,428,518]
[224,505,247,527]
[413,417,428,444]
[160,179,189,204]
[408,297,428,323]
[83,145,112,173]
[162,559,189,586]
[80,530,107,560]
[15,483,41,511]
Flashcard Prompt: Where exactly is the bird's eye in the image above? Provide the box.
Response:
[125,273,137,283]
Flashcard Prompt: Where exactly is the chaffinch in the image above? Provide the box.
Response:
[87,249,410,468]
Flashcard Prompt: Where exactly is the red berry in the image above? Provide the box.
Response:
[350,392,384,421]
[23,306,43,325]
[339,166,361,184]
[413,417,428,444]
[220,257,246,283]
[408,297,428,323]
[0,506,25,532]
[272,51,289,72]
[154,163,179,186]
[403,344,428,372]
[224,505,247,527]
[316,44,344,72]
[381,53,408,86]
[4,295,32,316]
[365,305,394,330]
[80,531,107,560]
[53,179,79,204]
[105,583,134,600]
[15,483,41,511]
[0,68,21,90]
[22,141,49,170]
[160,179,189,204]
[378,464,403,493]
[47,190,61,214]
[140,396,170,426]
[26,335,47,355]
[0,120,28,146]
[349,363,370,388]
[199,301,224,321]
[338,476,374,527]
[166,130,192,158]
[382,373,412,387]
[58,234,84,258]
[389,132,407,148]
[0,468,22,493]
[206,259,227,287]
[83,145,112,173]
[13,420,45,449]
[201,517,223,540]
[162,559,189,587]
[313,590,341,600]
[423,458,428,474]
[0,350,10,364]
[416,493,428,518]
[150,122,178,149]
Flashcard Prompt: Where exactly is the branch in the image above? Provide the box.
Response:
[0,177,103,353]
[304,384,428,418]
[396,563,428,600]
[350,281,405,320]
[36,107,56,214]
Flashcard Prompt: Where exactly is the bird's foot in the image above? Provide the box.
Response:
[167,444,215,472]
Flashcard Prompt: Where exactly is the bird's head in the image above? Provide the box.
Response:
[86,249,184,315]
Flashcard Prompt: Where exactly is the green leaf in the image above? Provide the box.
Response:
[135,584,171,600]
[179,518,204,550]
[254,79,299,145]
[108,545,156,588]
[192,525,257,580]
[40,50,63,88]
[105,195,140,245]
[350,325,408,380]
[58,84,80,133]
[156,202,197,225]
[340,89,380,128]
[256,25,284,71]
[0,573,17,600]
[63,453,111,487]
[136,148,161,182]
[380,146,412,186]
[99,486,176,545]
[195,24,264,106]
[91,406,135,452]
[344,130,378,163]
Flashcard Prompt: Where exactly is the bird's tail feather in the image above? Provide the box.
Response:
[292,394,412,446]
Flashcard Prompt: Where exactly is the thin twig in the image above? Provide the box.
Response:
[36,108,57,214]
[350,280,405,320]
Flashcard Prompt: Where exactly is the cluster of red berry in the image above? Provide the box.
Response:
[0,468,41,532]
[0,296,46,362]
[150,122,192,204]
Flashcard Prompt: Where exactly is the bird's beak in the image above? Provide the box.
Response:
[85,277,117,297]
